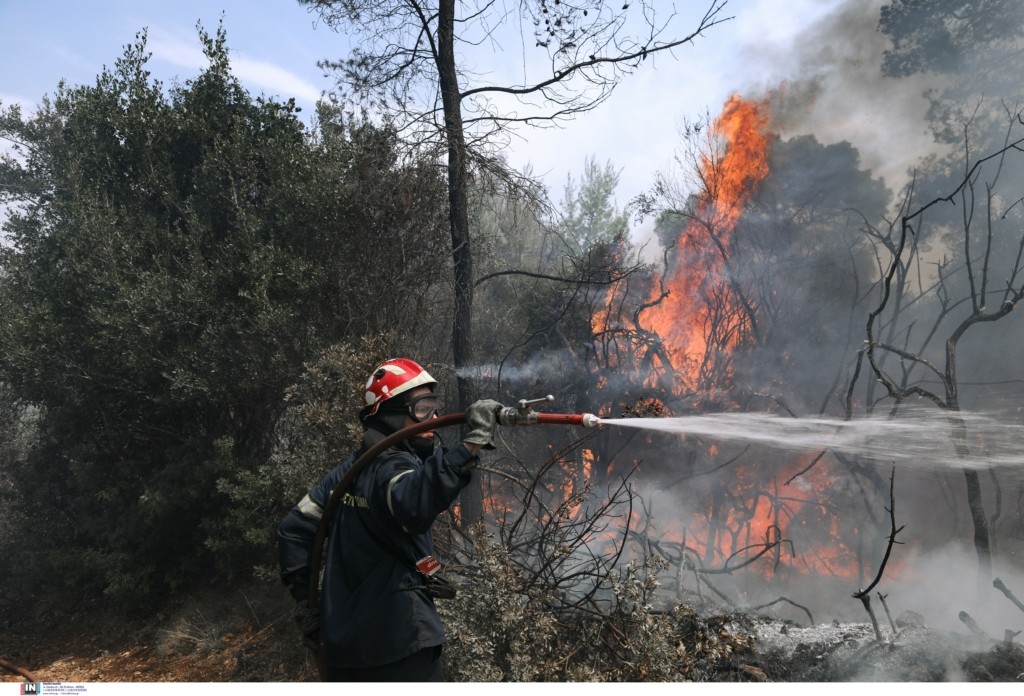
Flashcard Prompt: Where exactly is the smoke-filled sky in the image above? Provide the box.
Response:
[1,0,932,216]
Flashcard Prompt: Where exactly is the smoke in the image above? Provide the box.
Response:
[886,544,1024,635]
[456,348,583,389]
[748,0,953,193]
[477,0,1024,640]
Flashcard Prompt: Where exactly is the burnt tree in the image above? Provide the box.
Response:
[849,107,1024,592]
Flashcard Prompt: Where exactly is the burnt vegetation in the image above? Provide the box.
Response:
[4,0,1024,683]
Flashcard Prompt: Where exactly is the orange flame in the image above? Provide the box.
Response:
[640,94,771,394]
[474,94,891,593]
[590,95,881,582]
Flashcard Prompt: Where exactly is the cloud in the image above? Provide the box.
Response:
[231,57,323,107]
[146,31,208,74]
[0,92,36,113]
[147,29,323,109]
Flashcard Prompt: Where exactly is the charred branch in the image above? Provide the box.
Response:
[993,577,1024,616]
[694,526,789,576]
[858,594,884,643]
[878,592,898,635]
[784,449,827,486]
[853,467,904,600]
[958,610,991,644]
[746,597,814,626]
[474,256,644,288]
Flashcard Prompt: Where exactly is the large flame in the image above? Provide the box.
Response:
[588,95,882,583]
[477,95,879,596]
[632,96,878,581]
[640,94,771,394]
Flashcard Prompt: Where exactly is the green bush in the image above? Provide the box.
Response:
[205,336,390,576]
[0,23,447,607]
[439,525,754,681]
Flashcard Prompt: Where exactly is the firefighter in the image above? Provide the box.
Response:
[276,357,500,681]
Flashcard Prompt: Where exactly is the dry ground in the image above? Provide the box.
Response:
[0,582,318,683]
[3,584,1024,683]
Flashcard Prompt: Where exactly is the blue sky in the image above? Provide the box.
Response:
[3,0,887,212]
[2,1,337,111]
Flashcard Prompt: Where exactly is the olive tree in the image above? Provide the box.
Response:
[0,25,449,603]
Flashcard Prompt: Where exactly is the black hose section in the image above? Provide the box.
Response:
[306,411,467,614]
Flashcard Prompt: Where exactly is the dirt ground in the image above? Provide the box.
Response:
[0,584,318,683]
[3,586,1024,683]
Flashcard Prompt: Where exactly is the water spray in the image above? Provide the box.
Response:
[598,410,1024,472]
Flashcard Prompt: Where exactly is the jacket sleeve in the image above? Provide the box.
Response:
[380,442,476,534]
[277,466,343,602]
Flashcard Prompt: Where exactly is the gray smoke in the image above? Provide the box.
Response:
[456,348,582,388]
[748,0,952,193]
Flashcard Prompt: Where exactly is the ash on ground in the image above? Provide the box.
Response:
[715,612,1024,682]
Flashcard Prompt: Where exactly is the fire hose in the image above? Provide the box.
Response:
[0,657,37,682]
[304,396,598,674]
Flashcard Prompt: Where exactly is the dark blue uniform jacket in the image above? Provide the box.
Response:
[277,438,475,669]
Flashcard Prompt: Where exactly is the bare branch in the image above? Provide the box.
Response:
[853,466,903,600]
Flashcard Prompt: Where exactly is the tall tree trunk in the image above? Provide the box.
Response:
[437,0,483,524]
[947,348,991,597]
[963,469,992,589]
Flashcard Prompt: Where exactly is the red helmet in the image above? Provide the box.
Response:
[362,358,437,417]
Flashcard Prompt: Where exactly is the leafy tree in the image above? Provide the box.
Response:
[735,134,889,410]
[472,156,632,390]
[879,0,1024,155]
[561,157,629,254]
[0,26,449,604]
[879,0,1024,79]
[208,334,393,569]
[466,156,642,507]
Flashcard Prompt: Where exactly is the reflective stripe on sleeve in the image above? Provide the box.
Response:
[386,469,416,518]
[296,493,323,521]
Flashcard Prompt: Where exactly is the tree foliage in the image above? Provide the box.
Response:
[879,0,1024,153]
[0,25,449,603]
